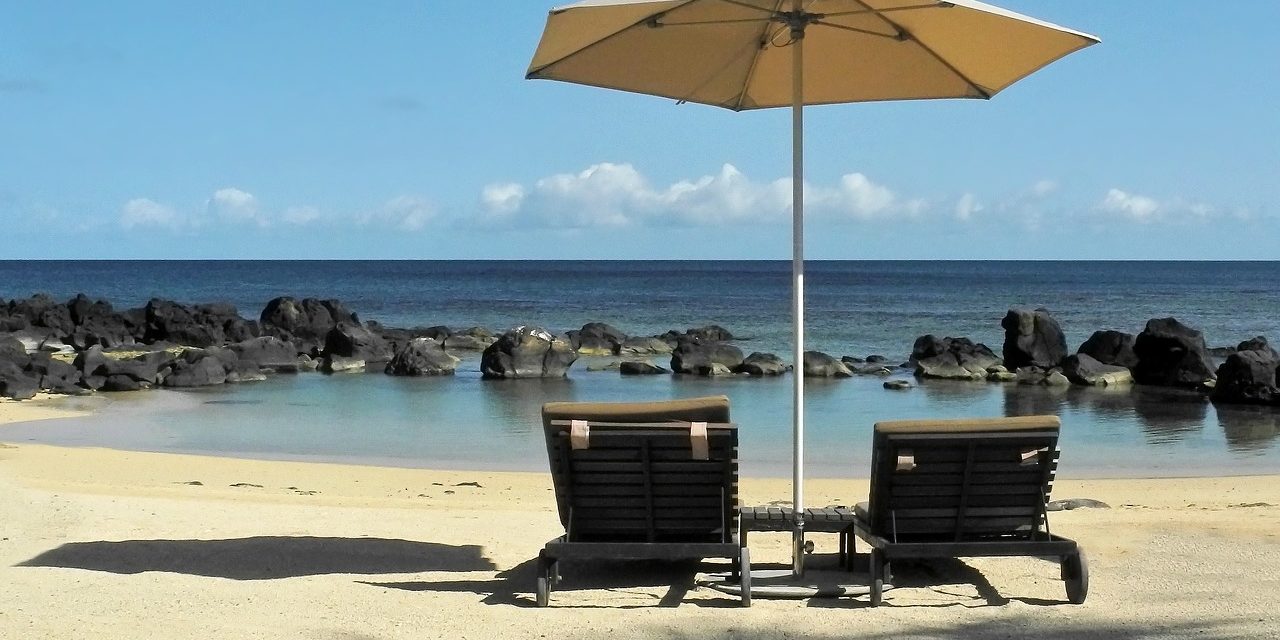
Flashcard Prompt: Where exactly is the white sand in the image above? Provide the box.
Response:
[2,406,1278,639]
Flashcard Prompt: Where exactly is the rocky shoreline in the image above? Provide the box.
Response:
[0,293,1276,409]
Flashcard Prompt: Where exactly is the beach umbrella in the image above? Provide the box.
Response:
[527,0,1098,574]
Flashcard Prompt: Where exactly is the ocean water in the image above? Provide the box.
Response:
[2,260,1279,477]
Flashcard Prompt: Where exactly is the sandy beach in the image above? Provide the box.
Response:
[0,401,1276,640]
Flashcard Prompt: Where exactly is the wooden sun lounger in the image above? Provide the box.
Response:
[537,395,750,607]
[849,415,1088,606]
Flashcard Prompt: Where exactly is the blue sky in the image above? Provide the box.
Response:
[1,1,1277,260]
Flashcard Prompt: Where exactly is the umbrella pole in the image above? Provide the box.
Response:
[790,9,806,578]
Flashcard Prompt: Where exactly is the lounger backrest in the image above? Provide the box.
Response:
[542,396,736,543]
[867,416,1061,542]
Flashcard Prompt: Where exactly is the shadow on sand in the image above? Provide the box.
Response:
[16,536,494,579]
[363,553,1074,610]
[363,557,740,609]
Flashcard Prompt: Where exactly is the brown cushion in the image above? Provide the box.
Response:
[874,415,1060,435]
[542,395,730,431]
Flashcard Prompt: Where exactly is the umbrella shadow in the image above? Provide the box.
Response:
[16,536,495,580]
[362,557,739,608]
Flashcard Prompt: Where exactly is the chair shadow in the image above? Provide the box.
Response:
[16,536,495,580]
[363,557,740,608]
[806,555,1065,609]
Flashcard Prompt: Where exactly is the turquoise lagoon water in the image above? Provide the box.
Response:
[3,260,1279,478]
[8,354,1277,478]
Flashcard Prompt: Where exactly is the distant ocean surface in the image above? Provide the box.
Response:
[2,260,1279,478]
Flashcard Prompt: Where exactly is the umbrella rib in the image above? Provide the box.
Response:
[812,20,900,40]
[526,0,702,78]
[731,0,785,111]
[675,31,771,108]
[657,17,774,27]
[820,3,946,19]
[845,0,993,99]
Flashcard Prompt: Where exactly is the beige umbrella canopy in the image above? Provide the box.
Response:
[528,0,1098,575]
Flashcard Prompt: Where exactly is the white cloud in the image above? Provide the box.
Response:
[954,193,983,221]
[1031,180,1059,197]
[207,187,262,225]
[282,205,321,226]
[360,195,436,231]
[480,183,526,219]
[120,198,180,229]
[1099,188,1161,222]
[481,163,920,228]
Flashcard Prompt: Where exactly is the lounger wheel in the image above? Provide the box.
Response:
[535,555,553,607]
[869,549,884,607]
[739,547,752,607]
[1062,549,1089,604]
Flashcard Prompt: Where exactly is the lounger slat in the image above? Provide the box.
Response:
[889,517,1042,534]
[571,496,726,509]
[891,470,1051,486]
[570,485,725,498]
[886,506,1040,519]
[566,447,735,462]
[568,461,737,474]
[569,472,731,485]
[890,484,1045,498]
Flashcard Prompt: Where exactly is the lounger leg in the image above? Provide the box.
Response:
[869,549,884,607]
[739,547,752,607]
[535,553,553,607]
[1062,549,1089,604]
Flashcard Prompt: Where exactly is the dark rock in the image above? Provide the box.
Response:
[103,374,147,392]
[841,355,865,365]
[620,361,668,375]
[225,361,268,383]
[569,322,628,356]
[883,379,913,391]
[1133,317,1217,389]
[1237,336,1279,360]
[420,326,452,341]
[1002,308,1068,370]
[912,335,1000,381]
[617,337,672,356]
[144,299,254,348]
[77,347,166,390]
[1061,353,1133,386]
[735,352,788,377]
[481,326,578,379]
[1212,350,1278,405]
[671,341,744,375]
[66,293,113,326]
[803,351,852,378]
[442,332,496,353]
[685,325,734,342]
[0,336,30,368]
[229,337,299,372]
[324,322,393,363]
[162,353,228,387]
[24,354,81,393]
[1078,330,1139,369]
[865,355,889,364]
[1046,498,1110,511]
[260,297,358,355]
[848,362,893,376]
[9,294,74,336]
[0,360,40,400]
[321,355,367,374]
[385,338,458,376]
